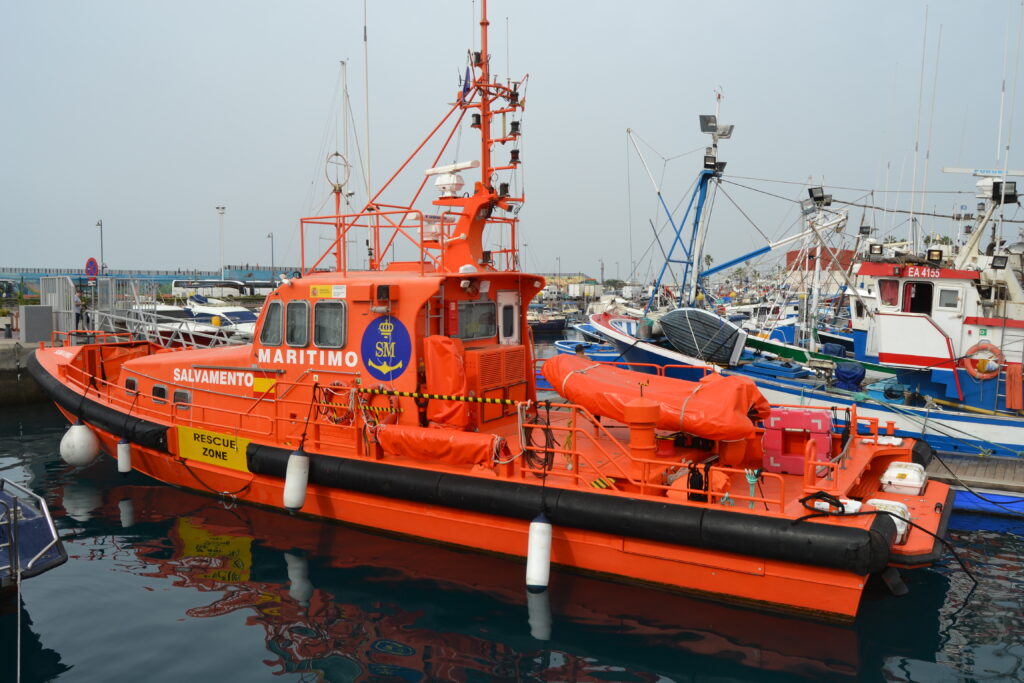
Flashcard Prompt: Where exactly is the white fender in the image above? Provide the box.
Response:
[60,421,100,467]
[525,513,552,592]
[117,438,132,474]
[283,449,310,511]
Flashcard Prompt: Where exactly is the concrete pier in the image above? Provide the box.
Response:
[0,338,46,404]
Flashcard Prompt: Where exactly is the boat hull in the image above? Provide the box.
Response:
[58,409,877,620]
[31,344,951,621]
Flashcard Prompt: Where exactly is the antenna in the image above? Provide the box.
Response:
[908,7,928,254]
[425,160,480,176]
[918,24,942,224]
[942,167,1024,177]
[363,0,371,200]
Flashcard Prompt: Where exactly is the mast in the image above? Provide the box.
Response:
[632,93,732,314]
[431,0,525,270]
[478,0,492,186]
[301,0,526,276]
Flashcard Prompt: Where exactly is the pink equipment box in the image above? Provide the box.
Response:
[762,408,833,475]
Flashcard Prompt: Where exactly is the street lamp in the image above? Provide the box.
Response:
[267,232,275,272]
[556,257,561,298]
[96,219,105,274]
[215,206,226,278]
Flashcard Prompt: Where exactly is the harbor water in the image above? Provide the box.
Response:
[2,400,1023,682]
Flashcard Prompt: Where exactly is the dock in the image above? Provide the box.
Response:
[927,453,1024,493]
[0,337,47,404]
[926,452,1024,514]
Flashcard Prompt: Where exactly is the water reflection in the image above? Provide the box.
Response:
[0,598,70,682]
[48,476,958,682]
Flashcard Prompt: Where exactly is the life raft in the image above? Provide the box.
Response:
[961,342,1004,381]
[541,354,771,441]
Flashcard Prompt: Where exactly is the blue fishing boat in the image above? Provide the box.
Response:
[571,321,606,342]
[553,339,622,362]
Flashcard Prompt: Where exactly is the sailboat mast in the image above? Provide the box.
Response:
[342,60,350,208]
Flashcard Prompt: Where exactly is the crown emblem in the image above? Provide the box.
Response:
[379,319,394,338]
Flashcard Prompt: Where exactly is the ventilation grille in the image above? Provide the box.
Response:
[477,350,504,389]
[504,347,526,383]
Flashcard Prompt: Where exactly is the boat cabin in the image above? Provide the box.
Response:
[853,256,1023,369]
[249,267,542,428]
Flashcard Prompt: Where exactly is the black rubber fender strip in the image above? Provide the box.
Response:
[248,442,893,575]
[911,439,935,468]
[891,486,955,566]
[26,350,169,453]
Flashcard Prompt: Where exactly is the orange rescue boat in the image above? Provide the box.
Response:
[28,0,951,622]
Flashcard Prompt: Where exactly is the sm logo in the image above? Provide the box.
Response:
[361,316,411,381]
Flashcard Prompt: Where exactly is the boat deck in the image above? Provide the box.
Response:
[492,407,937,521]
[927,453,1024,494]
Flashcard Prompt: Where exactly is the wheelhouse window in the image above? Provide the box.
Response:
[286,301,310,347]
[125,377,138,395]
[172,389,191,410]
[314,300,346,348]
[458,301,497,340]
[501,304,515,338]
[978,284,1009,301]
[937,288,961,309]
[152,385,167,404]
[259,301,283,346]
[878,279,899,307]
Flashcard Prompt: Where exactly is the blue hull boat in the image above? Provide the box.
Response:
[1,478,67,593]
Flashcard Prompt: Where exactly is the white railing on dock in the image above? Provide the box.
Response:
[85,308,245,348]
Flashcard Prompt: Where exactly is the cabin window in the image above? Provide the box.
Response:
[259,301,283,346]
[978,284,1009,301]
[501,305,515,338]
[125,377,138,395]
[172,389,191,410]
[937,288,960,309]
[854,300,865,317]
[286,301,309,347]
[902,282,933,314]
[152,384,167,404]
[314,300,346,348]
[457,301,496,340]
[878,279,899,307]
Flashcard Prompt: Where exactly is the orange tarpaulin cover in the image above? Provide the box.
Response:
[376,423,507,466]
[423,335,472,429]
[542,354,771,441]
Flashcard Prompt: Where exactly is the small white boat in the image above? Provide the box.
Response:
[186,295,259,340]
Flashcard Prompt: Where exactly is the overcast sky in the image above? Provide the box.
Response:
[3,0,1022,282]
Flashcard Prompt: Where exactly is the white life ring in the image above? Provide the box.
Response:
[962,342,1004,381]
